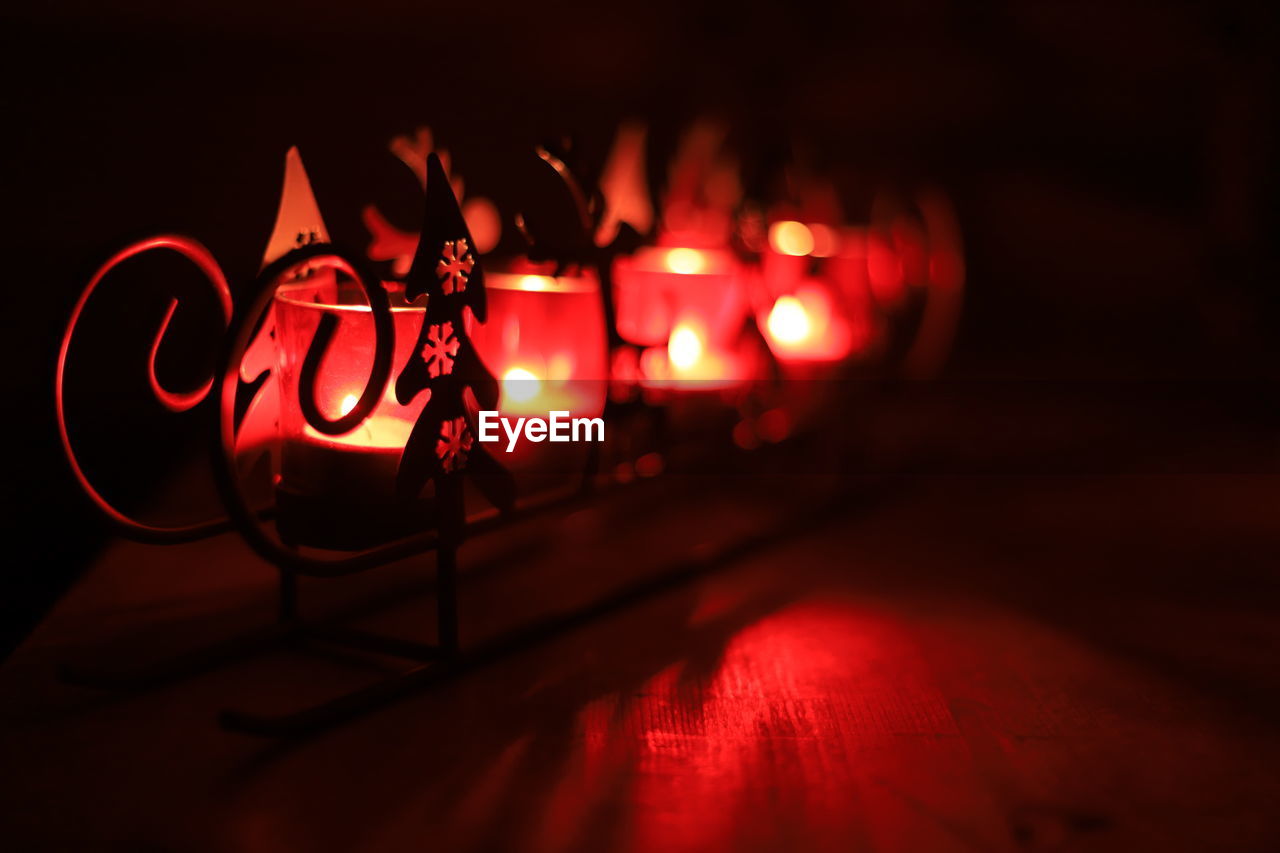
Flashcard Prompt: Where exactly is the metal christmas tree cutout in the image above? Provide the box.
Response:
[395,152,514,542]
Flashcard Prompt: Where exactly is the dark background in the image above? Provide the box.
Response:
[2,0,1276,656]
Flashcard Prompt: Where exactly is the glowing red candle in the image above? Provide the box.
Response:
[635,316,752,391]
[755,220,865,366]
[273,276,428,503]
[463,267,608,482]
[466,268,608,421]
[613,246,741,344]
[613,245,751,389]
[760,283,860,364]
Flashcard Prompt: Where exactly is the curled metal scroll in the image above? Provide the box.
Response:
[56,234,235,542]
[212,243,434,576]
[58,233,444,572]
[295,262,394,436]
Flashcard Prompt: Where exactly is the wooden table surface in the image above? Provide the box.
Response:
[2,462,1278,851]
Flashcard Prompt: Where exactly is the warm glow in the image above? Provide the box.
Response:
[664,247,708,275]
[767,296,813,344]
[760,283,853,363]
[517,275,554,292]
[461,196,501,254]
[769,221,815,257]
[867,235,906,306]
[809,223,838,257]
[639,320,747,390]
[339,394,358,417]
[502,367,542,403]
[668,324,704,370]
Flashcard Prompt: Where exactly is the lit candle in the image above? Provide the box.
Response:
[636,316,752,391]
[612,245,745,349]
[613,245,752,391]
[757,220,870,367]
[271,276,429,547]
[284,405,415,500]
[760,283,859,364]
[467,268,608,419]
[465,267,608,480]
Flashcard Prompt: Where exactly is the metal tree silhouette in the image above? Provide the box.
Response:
[395,153,515,543]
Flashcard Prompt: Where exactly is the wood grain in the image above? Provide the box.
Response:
[1,472,1278,851]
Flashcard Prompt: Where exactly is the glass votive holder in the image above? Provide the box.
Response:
[465,266,609,488]
[611,245,746,350]
[272,275,429,549]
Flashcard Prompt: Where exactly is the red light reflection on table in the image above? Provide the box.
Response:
[472,597,946,853]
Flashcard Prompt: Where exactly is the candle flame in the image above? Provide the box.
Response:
[517,275,554,291]
[664,247,707,275]
[339,394,359,416]
[769,221,815,257]
[668,324,704,370]
[762,285,854,362]
[502,367,542,403]
[767,296,813,344]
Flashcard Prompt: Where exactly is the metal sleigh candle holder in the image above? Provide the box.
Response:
[52,145,665,737]
[55,137,962,737]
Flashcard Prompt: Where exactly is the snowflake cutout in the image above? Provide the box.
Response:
[435,417,473,473]
[421,321,460,378]
[436,237,474,295]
